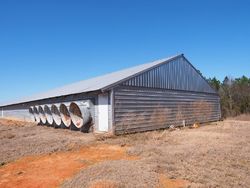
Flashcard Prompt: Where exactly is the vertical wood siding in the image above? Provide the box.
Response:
[114,86,221,134]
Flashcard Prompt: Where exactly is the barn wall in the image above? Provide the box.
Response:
[1,92,98,123]
[121,56,216,94]
[113,86,221,134]
[0,91,116,133]
[1,108,32,122]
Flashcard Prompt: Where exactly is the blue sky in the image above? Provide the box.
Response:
[0,0,249,103]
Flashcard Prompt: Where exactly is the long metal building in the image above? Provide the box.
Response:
[0,54,221,134]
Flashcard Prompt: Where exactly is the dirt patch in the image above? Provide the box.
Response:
[0,144,135,188]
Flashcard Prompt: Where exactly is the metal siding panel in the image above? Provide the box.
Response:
[121,57,215,94]
[114,86,221,134]
[2,93,98,126]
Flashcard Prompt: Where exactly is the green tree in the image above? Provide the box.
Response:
[207,77,221,91]
[219,76,250,117]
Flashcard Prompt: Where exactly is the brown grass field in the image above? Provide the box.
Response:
[0,118,250,188]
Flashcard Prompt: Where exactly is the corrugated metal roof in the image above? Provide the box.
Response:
[0,54,182,107]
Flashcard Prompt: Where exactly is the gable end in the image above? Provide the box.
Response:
[119,56,216,94]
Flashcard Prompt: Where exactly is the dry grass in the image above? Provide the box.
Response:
[227,114,250,121]
[96,121,250,187]
[0,118,96,164]
[0,118,250,187]
[62,160,160,188]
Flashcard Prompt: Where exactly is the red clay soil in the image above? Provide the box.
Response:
[0,144,136,188]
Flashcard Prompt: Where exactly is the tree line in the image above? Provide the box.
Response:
[207,76,250,118]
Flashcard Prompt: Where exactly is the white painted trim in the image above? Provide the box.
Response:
[97,94,109,132]
[109,89,114,132]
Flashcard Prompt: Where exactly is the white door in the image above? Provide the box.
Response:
[98,94,109,132]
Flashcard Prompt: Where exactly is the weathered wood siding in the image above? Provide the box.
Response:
[114,86,221,134]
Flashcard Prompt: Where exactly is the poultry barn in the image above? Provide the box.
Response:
[0,54,221,134]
